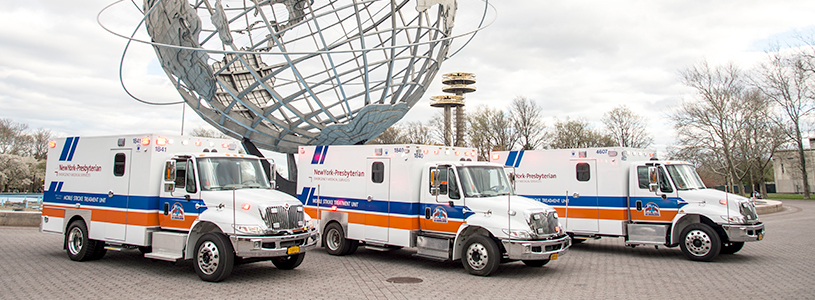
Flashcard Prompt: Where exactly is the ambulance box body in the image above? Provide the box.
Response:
[491,148,765,261]
[297,144,570,276]
[41,134,318,281]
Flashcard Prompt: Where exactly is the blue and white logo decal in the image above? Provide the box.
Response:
[432,206,448,223]
[644,202,660,217]
[170,202,185,221]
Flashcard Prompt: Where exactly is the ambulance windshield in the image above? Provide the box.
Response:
[665,164,706,190]
[197,157,270,191]
[458,166,514,198]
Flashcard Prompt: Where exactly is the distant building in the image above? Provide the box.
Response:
[772,147,815,194]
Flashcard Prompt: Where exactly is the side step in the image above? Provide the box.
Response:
[414,235,452,261]
[143,231,187,262]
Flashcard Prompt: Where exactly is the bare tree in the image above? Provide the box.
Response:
[0,154,37,192]
[509,96,546,150]
[671,61,756,194]
[402,121,433,144]
[0,118,30,156]
[548,118,615,149]
[189,127,228,138]
[468,105,517,160]
[754,50,815,198]
[738,89,787,197]
[30,128,54,160]
[368,126,404,144]
[601,105,654,148]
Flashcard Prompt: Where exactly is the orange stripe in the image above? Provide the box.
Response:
[42,206,65,218]
[556,207,628,220]
[629,209,677,222]
[306,207,457,232]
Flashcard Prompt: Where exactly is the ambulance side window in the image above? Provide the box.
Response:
[185,160,197,193]
[429,167,448,195]
[174,160,186,189]
[113,153,126,177]
[371,162,384,183]
[637,166,649,189]
[576,163,590,182]
[447,168,460,200]
[658,167,673,193]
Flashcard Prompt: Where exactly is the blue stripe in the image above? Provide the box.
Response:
[56,182,64,192]
[59,137,74,161]
[43,191,205,211]
[296,189,471,220]
[514,150,524,168]
[319,145,329,164]
[311,146,324,164]
[48,181,59,192]
[519,194,685,209]
[66,137,80,161]
[504,151,518,167]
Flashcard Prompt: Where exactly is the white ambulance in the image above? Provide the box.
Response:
[40,134,319,281]
[297,144,570,276]
[491,148,765,261]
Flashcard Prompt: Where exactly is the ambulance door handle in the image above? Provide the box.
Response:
[367,196,373,202]
[636,200,643,211]
[164,203,169,215]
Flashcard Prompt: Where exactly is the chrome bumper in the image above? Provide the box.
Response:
[722,222,765,242]
[230,229,320,258]
[501,234,571,260]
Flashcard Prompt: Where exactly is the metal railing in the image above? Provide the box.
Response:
[0,194,44,210]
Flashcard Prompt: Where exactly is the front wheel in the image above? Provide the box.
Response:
[194,233,235,282]
[721,242,745,254]
[522,259,550,267]
[461,235,500,276]
[679,223,721,261]
[271,253,305,270]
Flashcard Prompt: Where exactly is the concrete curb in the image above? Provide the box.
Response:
[0,211,41,227]
[755,199,783,215]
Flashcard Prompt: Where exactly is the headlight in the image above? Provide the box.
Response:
[721,215,745,223]
[502,229,533,239]
[233,225,264,234]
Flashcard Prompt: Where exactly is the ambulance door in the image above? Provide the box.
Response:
[106,149,132,241]
[420,165,463,234]
[629,165,677,223]
[567,160,599,233]
[365,158,390,242]
[161,158,200,230]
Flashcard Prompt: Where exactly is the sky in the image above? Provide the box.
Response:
[2,0,815,157]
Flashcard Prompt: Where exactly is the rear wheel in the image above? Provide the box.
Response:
[461,235,500,276]
[65,220,105,261]
[679,223,721,261]
[324,223,355,255]
[721,242,745,254]
[194,233,235,282]
[271,253,305,270]
[522,259,550,267]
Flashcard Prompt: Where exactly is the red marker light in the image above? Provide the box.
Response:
[156,138,167,146]
[455,151,460,156]
[491,153,500,161]
[242,203,251,210]
[48,141,56,148]
[195,140,202,146]
[331,205,338,211]
[423,149,429,154]
[141,137,150,146]
[222,143,230,148]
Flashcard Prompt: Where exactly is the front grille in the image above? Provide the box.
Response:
[739,202,758,221]
[262,204,305,231]
[528,211,558,236]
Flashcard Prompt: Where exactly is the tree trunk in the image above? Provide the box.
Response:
[795,129,811,199]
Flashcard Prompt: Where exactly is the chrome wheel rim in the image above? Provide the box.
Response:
[326,229,341,251]
[466,242,488,271]
[684,229,712,256]
[197,241,220,275]
[68,226,83,255]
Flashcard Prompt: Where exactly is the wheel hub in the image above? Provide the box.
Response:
[68,227,83,255]
[684,229,712,256]
[326,229,340,251]
[466,243,488,270]
[197,241,220,275]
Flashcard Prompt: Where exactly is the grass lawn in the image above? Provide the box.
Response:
[765,193,813,200]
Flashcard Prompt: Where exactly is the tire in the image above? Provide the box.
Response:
[65,220,105,261]
[568,233,585,244]
[138,246,152,255]
[461,235,500,276]
[522,259,550,267]
[721,242,745,254]
[679,223,721,261]
[323,223,355,256]
[193,233,235,282]
[271,253,305,270]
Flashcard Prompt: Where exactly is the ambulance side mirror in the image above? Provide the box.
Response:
[163,160,176,192]
[430,169,441,196]
[647,166,659,193]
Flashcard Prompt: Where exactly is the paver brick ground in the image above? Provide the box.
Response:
[1,200,814,299]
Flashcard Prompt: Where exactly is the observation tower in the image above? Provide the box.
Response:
[430,72,476,146]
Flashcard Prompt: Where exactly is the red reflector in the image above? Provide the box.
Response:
[242,203,251,210]
[141,137,150,146]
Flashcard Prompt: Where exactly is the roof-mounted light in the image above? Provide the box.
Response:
[141,137,150,146]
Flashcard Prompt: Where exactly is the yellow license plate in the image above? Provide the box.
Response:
[758,233,763,241]
[549,253,558,260]
[287,246,300,255]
